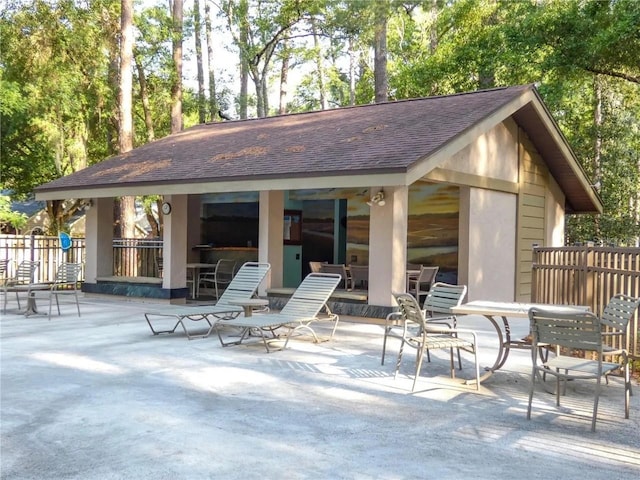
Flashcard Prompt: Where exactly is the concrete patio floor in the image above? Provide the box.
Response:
[1,295,639,479]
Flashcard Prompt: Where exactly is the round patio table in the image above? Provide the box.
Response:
[228,298,269,317]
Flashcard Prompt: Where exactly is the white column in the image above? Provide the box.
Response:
[259,190,284,294]
[368,186,408,307]
[162,195,188,295]
[84,197,114,283]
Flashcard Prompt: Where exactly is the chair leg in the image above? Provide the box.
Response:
[591,376,602,432]
[472,345,480,391]
[75,291,81,317]
[48,293,53,320]
[394,340,405,380]
[623,356,630,419]
[527,365,537,420]
[412,345,426,392]
[449,348,455,379]
[381,327,389,365]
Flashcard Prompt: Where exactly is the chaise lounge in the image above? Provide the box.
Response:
[214,272,342,352]
[144,262,271,339]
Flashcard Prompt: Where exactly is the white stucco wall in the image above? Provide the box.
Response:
[462,188,517,302]
[368,186,408,307]
[259,190,284,293]
[163,194,188,291]
[546,175,566,247]
[440,120,519,183]
[84,197,114,283]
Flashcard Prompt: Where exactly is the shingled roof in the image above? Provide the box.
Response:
[35,84,601,213]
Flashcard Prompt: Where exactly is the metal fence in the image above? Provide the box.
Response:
[0,234,86,283]
[112,238,163,277]
[532,246,640,359]
[0,235,163,282]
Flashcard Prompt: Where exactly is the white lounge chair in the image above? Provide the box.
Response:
[144,262,270,340]
[214,272,342,352]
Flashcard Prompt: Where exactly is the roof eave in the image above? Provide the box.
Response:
[34,170,409,201]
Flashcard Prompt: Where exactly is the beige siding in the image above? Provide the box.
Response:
[516,130,548,301]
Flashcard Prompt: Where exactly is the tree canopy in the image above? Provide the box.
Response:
[1,0,638,244]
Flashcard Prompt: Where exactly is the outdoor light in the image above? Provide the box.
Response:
[366,190,386,207]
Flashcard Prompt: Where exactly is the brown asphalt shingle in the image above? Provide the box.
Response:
[34,84,600,213]
[36,85,532,191]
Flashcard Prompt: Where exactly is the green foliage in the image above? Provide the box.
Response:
[0,196,28,231]
[2,0,638,246]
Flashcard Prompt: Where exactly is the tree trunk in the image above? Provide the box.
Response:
[374,0,388,103]
[429,0,438,54]
[171,0,183,133]
[194,0,206,124]
[238,0,249,119]
[119,0,136,242]
[133,50,155,142]
[349,36,356,106]
[204,1,218,121]
[252,68,265,118]
[311,17,327,110]
[279,39,290,115]
[593,76,603,241]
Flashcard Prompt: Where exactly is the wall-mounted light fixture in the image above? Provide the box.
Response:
[366,190,386,207]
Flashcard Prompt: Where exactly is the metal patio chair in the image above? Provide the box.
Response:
[527,307,632,432]
[48,263,83,320]
[407,266,439,303]
[319,264,352,290]
[198,259,237,300]
[382,282,467,366]
[391,292,480,391]
[2,260,40,313]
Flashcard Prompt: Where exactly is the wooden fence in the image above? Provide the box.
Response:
[532,246,640,359]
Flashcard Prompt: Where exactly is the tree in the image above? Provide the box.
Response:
[0,0,119,234]
[204,0,219,121]
[118,0,136,239]
[194,0,206,123]
[171,0,184,133]
[373,0,388,102]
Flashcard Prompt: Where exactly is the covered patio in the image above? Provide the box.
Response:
[34,85,601,315]
[1,297,638,478]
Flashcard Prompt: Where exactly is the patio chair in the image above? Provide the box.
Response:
[381,282,467,366]
[214,272,342,352]
[0,259,9,285]
[2,260,40,313]
[407,266,439,303]
[348,265,368,290]
[308,261,326,273]
[198,259,237,300]
[391,293,480,391]
[599,294,640,389]
[319,264,352,290]
[47,263,83,320]
[144,262,270,339]
[527,306,631,432]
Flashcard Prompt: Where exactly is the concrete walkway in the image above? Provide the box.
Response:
[1,296,639,479]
